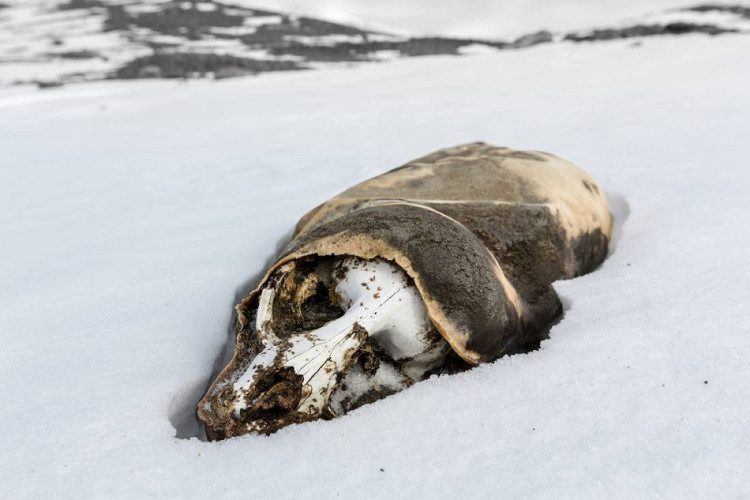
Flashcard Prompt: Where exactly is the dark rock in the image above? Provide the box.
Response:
[114,53,302,79]
[686,4,750,18]
[57,0,105,10]
[511,30,554,49]
[565,22,737,42]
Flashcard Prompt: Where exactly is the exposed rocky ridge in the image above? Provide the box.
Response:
[687,4,750,16]
[0,1,748,88]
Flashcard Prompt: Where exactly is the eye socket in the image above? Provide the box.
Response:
[266,257,346,339]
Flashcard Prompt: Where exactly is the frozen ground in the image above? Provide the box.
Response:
[1,33,749,497]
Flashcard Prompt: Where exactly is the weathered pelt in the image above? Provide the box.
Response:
[198,142,612,438]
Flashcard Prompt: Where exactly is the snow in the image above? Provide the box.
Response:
[241,14,284,27]
[239,0,705,38]
[283,34,392,46]
[457,43,503,56]
[0,1,291,85]
[209,25,258,36]
[0,2,147,84]
[3,1,747,87]
[1,33,749,497]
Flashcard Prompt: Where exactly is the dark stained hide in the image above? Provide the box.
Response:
[199,142,612,437]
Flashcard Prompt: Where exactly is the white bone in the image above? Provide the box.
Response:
[231,257,447,423]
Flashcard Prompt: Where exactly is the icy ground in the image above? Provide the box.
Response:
[1,33,749,497]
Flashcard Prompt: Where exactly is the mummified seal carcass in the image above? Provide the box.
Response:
[198,142,612,438]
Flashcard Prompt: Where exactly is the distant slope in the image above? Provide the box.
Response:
[0,1,748,87]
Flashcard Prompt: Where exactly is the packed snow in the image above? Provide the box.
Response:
[1,31,749,497]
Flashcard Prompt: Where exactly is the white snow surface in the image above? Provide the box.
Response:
[1,34,749,497]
